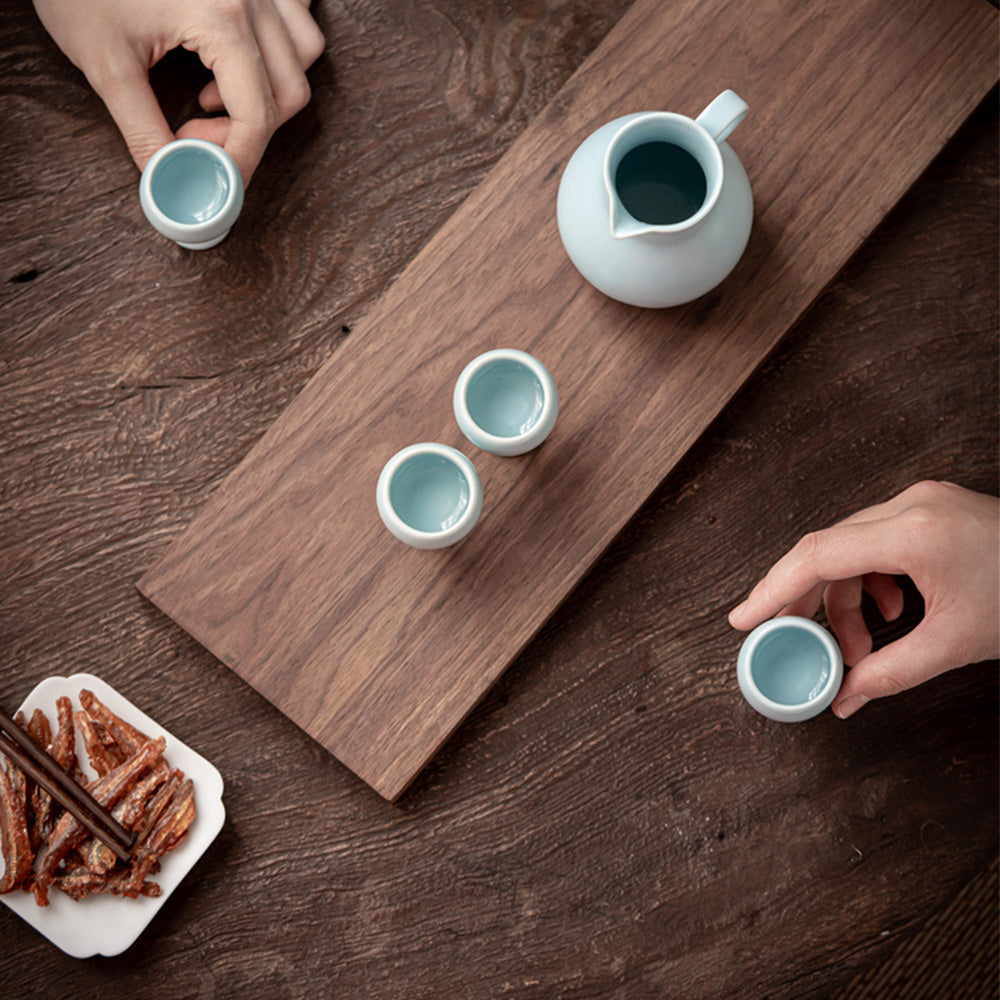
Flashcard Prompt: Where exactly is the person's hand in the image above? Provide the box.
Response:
[32,0,325,184]
[729,481,999,718]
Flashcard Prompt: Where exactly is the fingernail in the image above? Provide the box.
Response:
[834,695,869,719]
[729,601,747,625]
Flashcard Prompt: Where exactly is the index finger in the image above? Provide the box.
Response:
[206,41,279,183]
[87,58,175,171]
[729,517,912,630]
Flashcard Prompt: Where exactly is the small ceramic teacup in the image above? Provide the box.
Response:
[453,349,558,456]
[736,616,843,722]
[376,443,483,549]
[139,139,244,250]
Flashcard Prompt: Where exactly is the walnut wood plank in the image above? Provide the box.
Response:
[138,0,998,800]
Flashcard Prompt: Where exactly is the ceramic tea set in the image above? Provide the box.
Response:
[376,349,558,550]
[371,88,754,537]
[138,92,841,720]
[138,89,754,305]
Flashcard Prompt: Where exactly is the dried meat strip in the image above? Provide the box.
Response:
[79,690,150,755]
[30,698,76,848]
[25,709,51,756]
[80,763,168,876]
[55,866,162,901]
[74,710,122,777]
[33,736,165,906]
[125,777,195,898]
[118,760,170,831]
[27,708,53,849]
[50,697,76,774]
[0,763,33,893]
[134,770,182,840]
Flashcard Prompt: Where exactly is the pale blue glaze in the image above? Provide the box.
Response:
[556,90,753,308]
[466,361,544,438]
[389,452,472,533]
[736,616,843,722]
[376,443,482,549]
[750,630,832,705]
[150,147,231,224]
[139,139,244,249]
[454,349,558,456]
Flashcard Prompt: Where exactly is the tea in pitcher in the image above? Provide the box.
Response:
[614,141,707,225]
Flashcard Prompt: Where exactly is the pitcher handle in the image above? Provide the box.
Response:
[696,89,748,143]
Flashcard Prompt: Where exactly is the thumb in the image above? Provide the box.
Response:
[831,621,953,718]
[87,57,175,171]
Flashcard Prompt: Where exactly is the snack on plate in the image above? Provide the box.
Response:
[0,689,196,906]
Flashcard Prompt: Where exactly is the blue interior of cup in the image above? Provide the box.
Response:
[750,628,833,705]
[389,453,471,533]
[466,360,544,438]
[150,148,230,224]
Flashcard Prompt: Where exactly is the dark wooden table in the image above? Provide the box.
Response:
[1,1,996,996]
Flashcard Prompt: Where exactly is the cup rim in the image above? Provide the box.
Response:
[736,615,844,721]
[376,442,483,549]
[139,138,244,242]
[602,111,725,235]
[453,348,558,456]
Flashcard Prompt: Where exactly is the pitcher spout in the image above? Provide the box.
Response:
[609,196,655,239]
[603,110,728,240]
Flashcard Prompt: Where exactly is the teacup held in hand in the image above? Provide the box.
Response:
[139,139,244,250]
[737,616,843,722]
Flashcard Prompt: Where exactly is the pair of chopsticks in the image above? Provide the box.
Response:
[0,706,134,862]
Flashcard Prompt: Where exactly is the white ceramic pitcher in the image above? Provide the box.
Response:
[556,90,753,308]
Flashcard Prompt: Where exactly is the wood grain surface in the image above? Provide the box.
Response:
[138,0,997,801]
[0,0,996,996]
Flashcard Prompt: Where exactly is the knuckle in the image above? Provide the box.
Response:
[215,0,252,29]
[303,24,326,64]
[262,102,281,134]
[795,530,826,564]
[874,670,910,698]
[277,75,311,118]
[85,64,111,95]
[899,503,941,539]
[904,479,950,504]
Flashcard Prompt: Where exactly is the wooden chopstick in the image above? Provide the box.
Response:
[0,708,134,862]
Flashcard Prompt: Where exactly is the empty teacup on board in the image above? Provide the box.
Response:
[139,139,244,250]
[737,616,843,722]
[453,349,558,456]
[376,443,483,549]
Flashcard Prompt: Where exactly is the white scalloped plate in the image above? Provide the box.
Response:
[0,673,225,957]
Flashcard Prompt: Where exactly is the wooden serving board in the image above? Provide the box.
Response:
[139,0,998,800]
